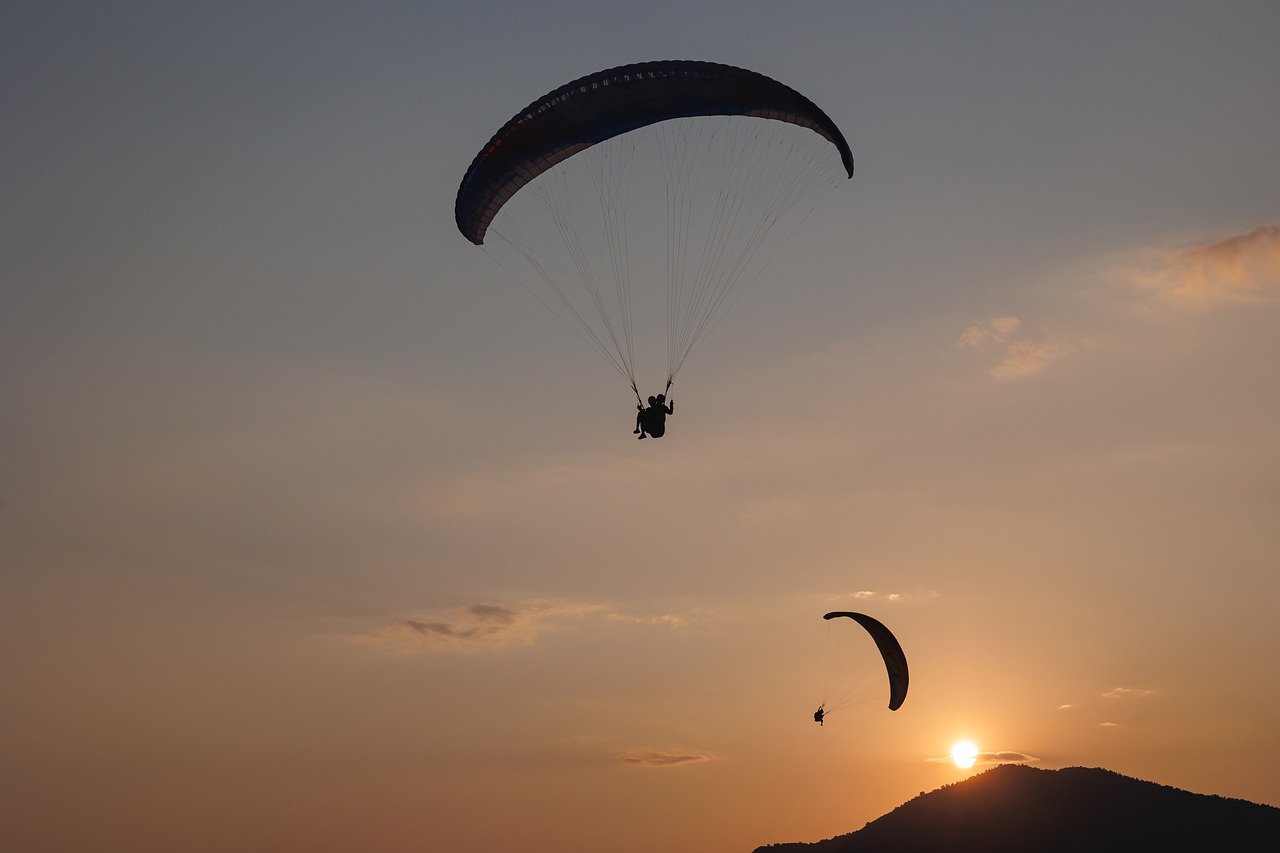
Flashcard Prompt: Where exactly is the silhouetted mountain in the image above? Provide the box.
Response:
[754,764,1280,852]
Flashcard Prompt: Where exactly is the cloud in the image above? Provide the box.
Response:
[976,751,1039,764]
[829,590,902,601]
[605,612,688,627]
[1127,225,1280,305]
[1054,688,1156,718]
[358,599,606,651]
[827,589,937,604]
[355,600,705,651]
[1101,687,1156,700]
[927,750,1038,765]
[956,316,1083,378]
[467,603,518,623]
[957,316,1022,347]
[990,337,1076,378]
[616,749,718,767]
[1100,721,1121,728]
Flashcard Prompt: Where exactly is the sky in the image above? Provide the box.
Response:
[3,2,1279,851]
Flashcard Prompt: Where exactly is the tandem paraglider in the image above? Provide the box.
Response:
[634,393,674,440]
[454,61,853,437]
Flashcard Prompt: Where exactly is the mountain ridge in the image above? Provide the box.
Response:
[753,764,1280,852]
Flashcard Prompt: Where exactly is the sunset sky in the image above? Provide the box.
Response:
[4,3,1279,851]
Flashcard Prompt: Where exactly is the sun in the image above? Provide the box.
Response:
[951,740,979,769]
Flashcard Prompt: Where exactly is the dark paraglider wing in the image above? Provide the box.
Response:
[455,60,854,246]
[823,611,909,711]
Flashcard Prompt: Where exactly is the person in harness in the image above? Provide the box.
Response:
[634,393,674,439]
[813,705,825,726]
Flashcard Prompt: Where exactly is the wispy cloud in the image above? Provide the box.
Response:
[957,316,1023,347]
[826,590,937,603]
[842,590,901,602]
[956,316,1085,378]
[605,612,689,628]
[976,751,1039,764]
[991,337,1077,378]
[1102,687,1157,700]
[616,749,718,767]
[927,750,1039,765]
[1126,225,1280,305]
[357,599,606,651]
[355,600,707,651]
[1100,721,1121,728]
[1055,687,1157,719]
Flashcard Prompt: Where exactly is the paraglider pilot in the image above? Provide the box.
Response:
[813,705,825,726]
[634,393,674,440]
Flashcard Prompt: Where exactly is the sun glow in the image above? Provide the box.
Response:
[951,740,979,769]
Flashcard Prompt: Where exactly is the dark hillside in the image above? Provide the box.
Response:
[755,764,1280,852]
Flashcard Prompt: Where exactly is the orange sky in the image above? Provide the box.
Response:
[3,3,1279,851]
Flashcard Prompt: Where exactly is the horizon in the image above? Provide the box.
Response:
[4,3,1279,851]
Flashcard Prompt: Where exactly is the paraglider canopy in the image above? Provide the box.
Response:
[454,59,852,396]
[456,60,854,246]
[823,611,909,711]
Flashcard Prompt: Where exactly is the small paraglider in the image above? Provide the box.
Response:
[815,611,909,726]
